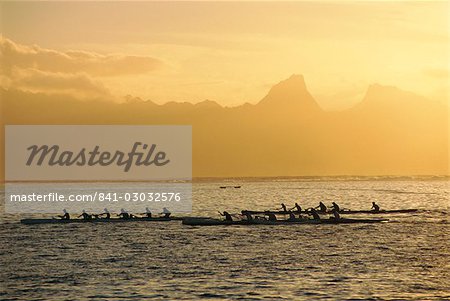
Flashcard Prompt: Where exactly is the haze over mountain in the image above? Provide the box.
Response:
[1,75,448,179]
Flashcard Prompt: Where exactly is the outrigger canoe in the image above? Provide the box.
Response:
[241,209,418,215]
[20,217,185,225]
[336,209,418,214]
[182,217,389,226]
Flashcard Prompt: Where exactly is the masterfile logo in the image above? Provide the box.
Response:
[6,125,192,181]
[26,142,171,172]
[5,125,192,214]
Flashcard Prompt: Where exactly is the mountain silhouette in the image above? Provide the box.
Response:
[257,74,322,113]
[0,75,448,179]
[354,84,431,113]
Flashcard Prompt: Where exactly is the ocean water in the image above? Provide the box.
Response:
[1,178,449,300]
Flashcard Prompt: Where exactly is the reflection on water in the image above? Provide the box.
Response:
[1,179,449,300]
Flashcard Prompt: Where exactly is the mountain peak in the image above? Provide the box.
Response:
[286,73,307,85]
[366,83,403,96]
[365,83,425,102]
[257,74,321,112]
[271,74,307,92]
[195,99,222,109]
[354,83,429,112]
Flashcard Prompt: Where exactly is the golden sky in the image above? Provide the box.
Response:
[1,1,449,109]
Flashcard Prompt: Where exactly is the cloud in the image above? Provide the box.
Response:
[0,37,165,99]
[10,68,111,99]
[0,37,163,77]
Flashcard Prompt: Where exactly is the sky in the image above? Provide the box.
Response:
[1,1,449,109]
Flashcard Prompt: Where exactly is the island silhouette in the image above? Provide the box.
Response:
[1,74,447,178]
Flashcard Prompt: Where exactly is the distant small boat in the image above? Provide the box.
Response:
[182,217,388,226]
[220,185,241,189]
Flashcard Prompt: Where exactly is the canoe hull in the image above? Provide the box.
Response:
[338,209,418,214]
[182,217,388,226]
[241,209,418,215]
[21,217,182,225]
